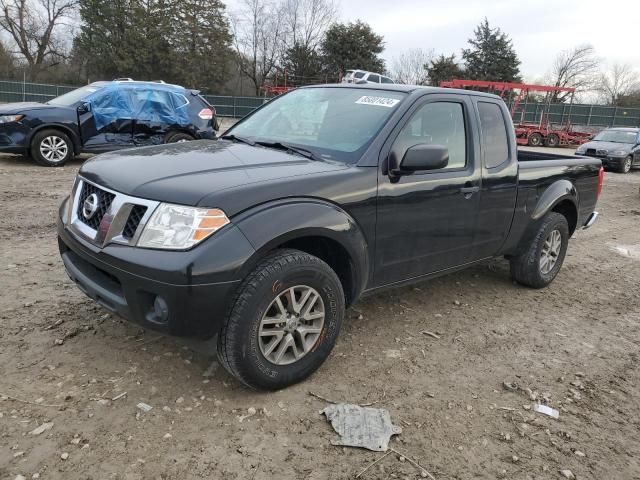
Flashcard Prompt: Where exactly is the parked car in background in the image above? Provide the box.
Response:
[342,69,394,84]
[576,127,640,173]
[0,79,218,166]
[58,84,602,390]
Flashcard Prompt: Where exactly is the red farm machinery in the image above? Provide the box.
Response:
[439,79,593,147]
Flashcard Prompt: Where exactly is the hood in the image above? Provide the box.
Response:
[579,140,633,153]
[0,102,67,114]
[79,140,350,210]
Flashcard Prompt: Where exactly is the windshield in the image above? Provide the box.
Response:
[47,84,103,106]
[592,130,638,144]
[354,72,366,79]
[227,87,406,163]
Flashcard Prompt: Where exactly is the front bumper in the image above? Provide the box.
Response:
[578,153,627,168]
[0,122,30,153]
[57,200,255,338]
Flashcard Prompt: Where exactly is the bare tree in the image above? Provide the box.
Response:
[391,48,434,85]
[596,63,640,105]
[0,0,77,80]
[232,0,286,95]
[547,44,600,102]
[282,0,337,51]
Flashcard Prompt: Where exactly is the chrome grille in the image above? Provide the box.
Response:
[76,182,115,229]
[122,205,148,239]
[67,177,159,248]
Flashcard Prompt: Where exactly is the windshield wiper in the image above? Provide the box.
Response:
[221,134,255,146]
[254,141,321,161]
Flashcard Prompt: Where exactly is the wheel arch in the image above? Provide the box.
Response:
[531,179,578,234]
[233,199,370,307]
[27,123,81,155]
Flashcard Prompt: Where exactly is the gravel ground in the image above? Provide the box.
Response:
[1,147,640,480]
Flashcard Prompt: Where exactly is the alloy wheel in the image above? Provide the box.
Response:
[540,229,562,275]
[258,285,325,365]
[39,136,69,163]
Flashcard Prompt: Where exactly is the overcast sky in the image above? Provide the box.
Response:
[227,0,639,80]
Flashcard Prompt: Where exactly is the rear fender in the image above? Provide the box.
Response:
[531,179,577,222]
[509,180,578,257]
[233,199,369,302]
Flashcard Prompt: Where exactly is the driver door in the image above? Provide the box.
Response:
[374,95,482,287]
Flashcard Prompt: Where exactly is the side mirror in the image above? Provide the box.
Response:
[77,102,91,114]
[389,144,449,176]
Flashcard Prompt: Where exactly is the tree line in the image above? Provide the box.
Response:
[0,0,638,105]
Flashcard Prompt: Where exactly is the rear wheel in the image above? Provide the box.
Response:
[217,249,345,390]
[527,133,543,147]
[545,133,560,148]
[510,212,569,288]
[165,131,195,143]
[30,129,73,167]
[618,155,632,174]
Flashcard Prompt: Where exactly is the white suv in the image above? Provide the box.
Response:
[342,70,394,84]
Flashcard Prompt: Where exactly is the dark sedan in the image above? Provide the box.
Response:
[575,127,640,173]
[0,79,218,166]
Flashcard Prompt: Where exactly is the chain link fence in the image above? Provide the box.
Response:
[1,79,639,127]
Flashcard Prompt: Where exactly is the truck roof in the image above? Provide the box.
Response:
[302,82,503,100]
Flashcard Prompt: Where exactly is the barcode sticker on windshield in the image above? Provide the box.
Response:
[355,96,400,108]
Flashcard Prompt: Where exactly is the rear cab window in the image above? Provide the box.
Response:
[477,101,510,169]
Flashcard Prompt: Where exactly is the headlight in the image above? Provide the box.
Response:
[0,114,24,123]
[137,203,229,250]
[575,147,586,154]
[611,149,628,156]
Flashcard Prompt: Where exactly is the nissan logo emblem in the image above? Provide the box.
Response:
[82,193,99,219]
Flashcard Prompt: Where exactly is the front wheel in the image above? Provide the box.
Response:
[618,156,632,174]
[510,212,569,288]
[217,249,345,390]
[30,129,73,166]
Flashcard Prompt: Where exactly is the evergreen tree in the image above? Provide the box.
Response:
[171,0,233,89]
[426,54,464,86]
[321,20,385,76]
[461,18,520,82]
[75,0,232,90]
[282,43,324,85]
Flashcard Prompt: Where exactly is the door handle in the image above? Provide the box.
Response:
[460,186,479,198]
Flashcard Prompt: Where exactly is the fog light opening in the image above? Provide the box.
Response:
[147,295,169,325]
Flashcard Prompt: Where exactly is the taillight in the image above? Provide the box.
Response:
[198,108,213,120]
[596,165,604,199]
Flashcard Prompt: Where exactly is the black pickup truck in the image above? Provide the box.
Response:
[57,84,603,390]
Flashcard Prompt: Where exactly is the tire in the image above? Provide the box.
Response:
[527,133,543,147]
[545,133,560,148]
[510,212,569,289]
[165,131,195,143]
[30,129,73,167]
[217,249,345,390]
[618,156,632,174]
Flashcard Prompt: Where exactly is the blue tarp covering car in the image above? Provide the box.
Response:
[84,83,193,131]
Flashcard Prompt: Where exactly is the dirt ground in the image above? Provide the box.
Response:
[1,147,640,480]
